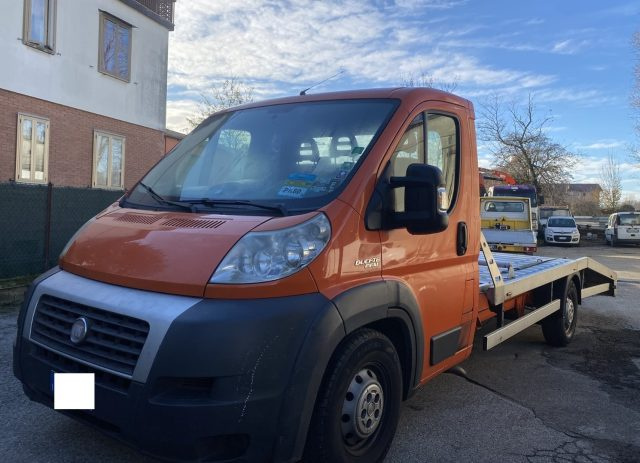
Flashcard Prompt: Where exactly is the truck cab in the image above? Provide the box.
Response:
[13,88,615,463]
[480,196,537,253]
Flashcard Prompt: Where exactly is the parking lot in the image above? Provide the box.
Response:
[1,243,639,462]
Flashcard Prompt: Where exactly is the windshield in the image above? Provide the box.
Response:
[493,187,538,207]
[484,201,525,213]
[548,218,576,228]
[126,99,398,214]
[540,208,570,219]
[619,213,640,225]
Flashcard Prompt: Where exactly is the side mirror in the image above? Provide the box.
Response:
[388,163,449,234]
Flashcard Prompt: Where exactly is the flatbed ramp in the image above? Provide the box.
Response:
[477,235,617,350]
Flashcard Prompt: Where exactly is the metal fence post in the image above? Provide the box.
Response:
[43,182,53,270]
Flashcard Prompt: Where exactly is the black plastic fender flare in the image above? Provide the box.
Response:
[275,280,424,462]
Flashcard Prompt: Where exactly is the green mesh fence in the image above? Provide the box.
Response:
[0,183,122,279]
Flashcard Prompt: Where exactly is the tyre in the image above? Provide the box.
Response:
[542,279,578,347]
[303,328,403,463]
[610,235,616,247]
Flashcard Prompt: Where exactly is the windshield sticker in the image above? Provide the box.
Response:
[278,173,317,198]
[278,185,308,198]
[287,173,316,184]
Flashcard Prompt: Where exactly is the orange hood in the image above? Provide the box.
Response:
[60,208,271,296]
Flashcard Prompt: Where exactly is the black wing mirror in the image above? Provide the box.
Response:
[388,163,449,234]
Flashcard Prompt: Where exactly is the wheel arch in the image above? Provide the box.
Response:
[274,281,424,462]
[330,280,424,399]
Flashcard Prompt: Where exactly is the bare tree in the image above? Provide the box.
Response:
[400,71,459,93]
[599,153,622,213]
[187,78,255,128]
[478,94,579,197]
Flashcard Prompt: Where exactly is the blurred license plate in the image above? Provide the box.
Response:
[557,236,569,241]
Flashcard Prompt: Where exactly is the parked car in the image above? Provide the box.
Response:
[538,205,571,238]
[605,212,640,246]
[545,217,580,245]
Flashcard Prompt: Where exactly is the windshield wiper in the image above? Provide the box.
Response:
[137,182,195,212]
[184,199,288,216]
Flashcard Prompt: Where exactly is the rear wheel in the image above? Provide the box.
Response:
[303,329,402,463]
[542,280,578,346]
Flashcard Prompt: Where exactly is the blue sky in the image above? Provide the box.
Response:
[165,0,640,199]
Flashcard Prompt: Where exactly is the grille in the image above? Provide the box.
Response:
[161,218,226,229]
[31,345,131,393]
[115,213,162,224]
[31,295,149,378]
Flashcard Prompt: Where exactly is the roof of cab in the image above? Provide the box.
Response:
[203,87,473,118]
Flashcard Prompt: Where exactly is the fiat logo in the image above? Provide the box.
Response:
[70,317,89,344]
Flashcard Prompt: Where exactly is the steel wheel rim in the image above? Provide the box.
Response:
[564,296,575,332]
[341,367,385,450]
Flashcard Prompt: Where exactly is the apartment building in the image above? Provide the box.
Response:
[0,0,176,190]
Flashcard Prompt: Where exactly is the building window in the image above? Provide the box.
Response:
[16,113,49,183]
[98,12,132,81]
[23,0,56,52]
[93,131,125,189]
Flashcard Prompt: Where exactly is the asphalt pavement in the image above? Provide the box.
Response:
[1,243,638,462]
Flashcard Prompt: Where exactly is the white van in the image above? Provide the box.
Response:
[605,212,640,246]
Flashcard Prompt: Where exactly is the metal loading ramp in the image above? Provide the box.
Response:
[477,233,617,350]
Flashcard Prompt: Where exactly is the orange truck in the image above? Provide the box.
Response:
[13,88,617,463]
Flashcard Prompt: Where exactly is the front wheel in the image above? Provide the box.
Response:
[303,329,402,463]
[542,279,578,346]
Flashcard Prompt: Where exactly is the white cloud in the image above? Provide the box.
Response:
[575,140,625,150]
[533,88,616,106]
[550,38,590,55]
[165,99,198,133]
[167,0,554,101]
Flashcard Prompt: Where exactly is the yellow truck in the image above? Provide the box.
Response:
[481,196,537,254]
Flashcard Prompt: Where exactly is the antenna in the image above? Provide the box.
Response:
[299,69,345,96]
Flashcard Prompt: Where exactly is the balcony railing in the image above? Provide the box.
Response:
[134,0,175,25]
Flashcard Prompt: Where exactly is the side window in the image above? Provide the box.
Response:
[426,114,458,210]
[389,112,459,212]
[389,115,424,211]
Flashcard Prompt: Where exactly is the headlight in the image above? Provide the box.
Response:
[210,213,331,284]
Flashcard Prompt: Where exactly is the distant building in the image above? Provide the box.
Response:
[548,183,602,212]
[0,0,176,190]
[564,184,602,205]
[164,128,185,153]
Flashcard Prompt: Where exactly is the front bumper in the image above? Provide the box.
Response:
[545,234,579,244]
[14,270,343,462]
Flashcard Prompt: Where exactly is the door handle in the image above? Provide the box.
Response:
[457,221,468,256]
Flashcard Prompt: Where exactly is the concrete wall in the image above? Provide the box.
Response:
[0,0,169,131]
